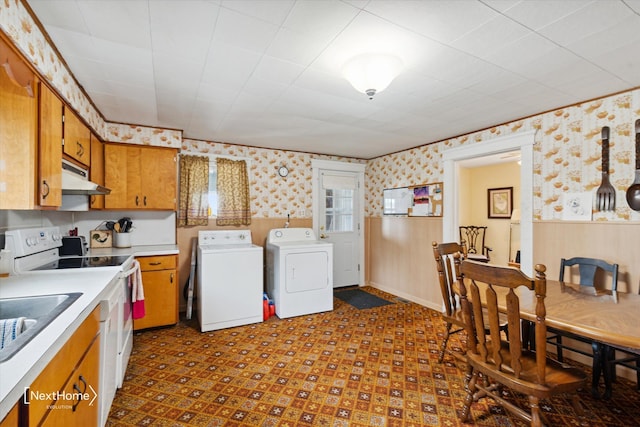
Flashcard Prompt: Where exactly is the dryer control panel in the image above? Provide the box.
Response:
[267,228,317,243]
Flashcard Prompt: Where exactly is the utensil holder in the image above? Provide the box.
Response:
[114,232,131,248]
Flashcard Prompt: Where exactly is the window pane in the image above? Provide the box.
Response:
[324,188,354,232]
[208,168,217,216]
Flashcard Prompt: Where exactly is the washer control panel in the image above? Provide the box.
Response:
[198,230,252,246]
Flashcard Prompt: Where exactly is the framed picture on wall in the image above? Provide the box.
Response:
[487,187,513,219]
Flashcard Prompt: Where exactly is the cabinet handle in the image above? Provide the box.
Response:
[90,195,95,205]
[170,273,174,283]
[72,383,82,412]
[42,180,50,199]
[78,375,87,393]
[136,195,139,206]
[149,262,161,266]
[144,196,147,206]
[76,141,84,157]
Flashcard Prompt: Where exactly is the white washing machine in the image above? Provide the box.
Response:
[266,228,333,319]
[197,230,263,332]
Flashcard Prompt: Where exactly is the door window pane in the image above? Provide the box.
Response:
[325,188,354,232]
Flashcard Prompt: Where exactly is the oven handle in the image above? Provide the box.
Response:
[120,263,139,279]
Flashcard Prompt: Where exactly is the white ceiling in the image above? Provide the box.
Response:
[27,0,640,159]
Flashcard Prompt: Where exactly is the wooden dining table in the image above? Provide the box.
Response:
[478,277,640,398]
[515,280,640,350]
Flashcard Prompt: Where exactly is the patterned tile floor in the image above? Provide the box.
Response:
[107,287,640,426]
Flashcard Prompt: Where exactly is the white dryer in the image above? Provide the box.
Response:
[266,228,333,319]
[197,230,263,332]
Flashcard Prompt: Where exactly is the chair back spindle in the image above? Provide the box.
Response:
[461,261,547,383]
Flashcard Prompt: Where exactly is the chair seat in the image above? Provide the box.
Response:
[467,253,489,263]
[468,341,587,398]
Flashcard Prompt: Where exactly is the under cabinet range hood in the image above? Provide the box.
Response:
[61,159,111,195]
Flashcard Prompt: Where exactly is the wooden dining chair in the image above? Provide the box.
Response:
[431,241,469,363]
[458,225,492,262]
[432,241,508,365]
[547,256,619,398]
[459,260,587,427]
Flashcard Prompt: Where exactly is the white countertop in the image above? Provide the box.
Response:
[0,244,179,419]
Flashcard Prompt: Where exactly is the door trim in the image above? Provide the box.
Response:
[311,159,365,286]
[442,130,535,275]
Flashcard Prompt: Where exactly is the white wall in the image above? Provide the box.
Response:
[1,210,176,246]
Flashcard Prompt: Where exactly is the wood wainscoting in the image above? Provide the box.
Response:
[532,221,640,295]
[365,216,443,310]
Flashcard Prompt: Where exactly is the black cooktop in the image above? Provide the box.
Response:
[32,255,131,270]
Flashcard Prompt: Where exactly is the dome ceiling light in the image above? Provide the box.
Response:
[342,53,403,100]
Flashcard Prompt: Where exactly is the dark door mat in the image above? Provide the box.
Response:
[334,288,394,309]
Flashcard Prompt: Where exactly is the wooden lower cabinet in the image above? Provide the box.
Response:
[0,403,19,427]
[134,255,179,330]
[39,338,100,426]
[26,307,100,426]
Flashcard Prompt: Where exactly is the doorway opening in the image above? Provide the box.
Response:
[442,131,535,275]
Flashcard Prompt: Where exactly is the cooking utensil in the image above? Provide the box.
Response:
[596,126,616,211]
[114,222,121,233]
[625,119,640,211]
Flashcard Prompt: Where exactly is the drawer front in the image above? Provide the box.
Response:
[137,255,176,271]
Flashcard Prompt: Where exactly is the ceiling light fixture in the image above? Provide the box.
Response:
[342,53,403,100]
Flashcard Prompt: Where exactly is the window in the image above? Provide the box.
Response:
[205,155,250,217]
[325,188,354,232]
[208,164,218,216]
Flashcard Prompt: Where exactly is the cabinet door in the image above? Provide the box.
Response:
[28,307,99,426]
[0,38,38,209]
[134,268,178,330]
[104,144,141,209]
[40,337,100,426]
[89,133,104,209]
[141,147,177,209]
[0,402,19,427]
[63,107,91,166]
[38,82,62,207]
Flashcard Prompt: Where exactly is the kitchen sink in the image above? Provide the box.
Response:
[0,292,82,363]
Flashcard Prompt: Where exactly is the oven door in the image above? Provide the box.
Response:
[116,261,137,388]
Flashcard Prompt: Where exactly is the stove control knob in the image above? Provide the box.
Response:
[239,234,245,240]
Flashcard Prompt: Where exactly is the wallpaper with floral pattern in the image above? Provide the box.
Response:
[182,138,364,218]
[2,0,639,221]
[366,90,640,221]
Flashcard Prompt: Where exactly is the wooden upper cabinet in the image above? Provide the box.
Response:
[0,36,38,210]
[89,133,105,209]
[38,82,63,207]
[63,106,90,166]
[141,146,177,210]
[104,143,177,210]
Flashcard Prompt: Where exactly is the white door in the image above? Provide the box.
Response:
[312,159,365,288]
[318,170,360,287]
